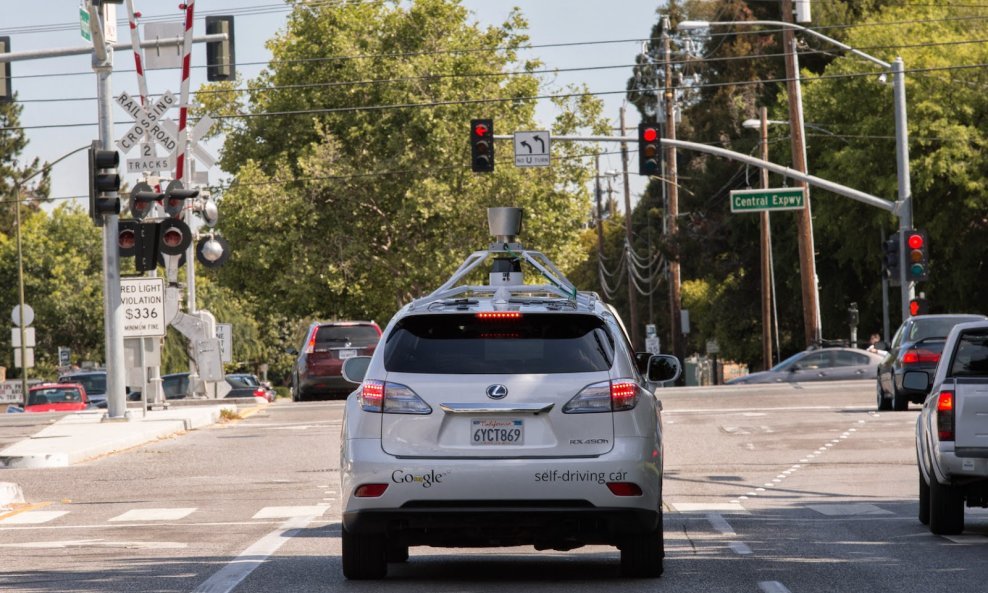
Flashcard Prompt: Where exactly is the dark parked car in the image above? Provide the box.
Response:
[877,313,986,411]
[225,373,275,401]
[290,321,382,401]
[162,372,194,400]
[726,347,884,385]
[58,371,108,408]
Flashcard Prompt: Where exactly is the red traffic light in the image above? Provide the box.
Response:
[642,127,658,142]
[473,123,489,137]
[907,233,924,249]
[909,298,929,316]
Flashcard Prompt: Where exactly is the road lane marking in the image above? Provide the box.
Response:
[759,581,792,593]
[807,503,893,516]
[0,538,186,549]
[706,513,736,535]
[0,510,68,525]
[252,505,329,519]
[191,512,323,593]
[729,541,752,555]
[672,502,746,513]
[109,508,197,522]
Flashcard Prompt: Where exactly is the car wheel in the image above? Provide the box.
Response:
[292,375,303,402]
[918,469,930,525]
[620,514,664,578]
[341,527,387,579]
[929,478,964,535]
[386,541,409,563]
[876,382,892,411]
[891,385,909,411]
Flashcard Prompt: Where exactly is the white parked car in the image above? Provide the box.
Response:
[338,208,681,579]
[911,320,988,534]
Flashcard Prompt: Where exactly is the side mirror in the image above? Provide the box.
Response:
[788,365,799,373]
[634,352,652,374]
[646,354,681,384]
[341,356,372,384]
[902,370,930,392]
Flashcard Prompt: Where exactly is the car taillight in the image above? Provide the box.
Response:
[304,330,317,354]
[354,483,388,497]
[563,379,640,413]
[901,349,940,365]
[252,388,266,398]
[607,482,643,496]
[937,390,954,441]
[359,380,431,414]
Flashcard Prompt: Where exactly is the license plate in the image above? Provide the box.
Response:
[471,419,524,445]
[338,349,357,360]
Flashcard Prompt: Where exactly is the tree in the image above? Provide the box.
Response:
[197,0,608,325]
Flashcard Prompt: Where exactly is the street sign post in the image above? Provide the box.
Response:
[120,277,167,338]
[513,131,550,167]
[729,187,805,213]
[216,323,232,363]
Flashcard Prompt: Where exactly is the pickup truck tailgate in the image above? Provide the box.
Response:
[955,378,988,455]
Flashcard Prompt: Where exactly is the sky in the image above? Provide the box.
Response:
[4,0,664,210]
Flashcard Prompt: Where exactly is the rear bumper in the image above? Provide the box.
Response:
[343,505,660,547]
[299,374,352,394]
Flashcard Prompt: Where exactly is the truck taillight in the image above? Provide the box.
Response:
[937,390,954,441]
[902,349,940,365]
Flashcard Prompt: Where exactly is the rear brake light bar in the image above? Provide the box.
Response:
[476,312,522,320]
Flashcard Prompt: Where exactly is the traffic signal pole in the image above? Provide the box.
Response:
[88,1,127,419]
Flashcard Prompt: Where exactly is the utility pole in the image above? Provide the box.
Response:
[781,0,821,347]
[594,153,605,261]
[759,107,774,369]
[619,106,640,348]
[662,16,683,362]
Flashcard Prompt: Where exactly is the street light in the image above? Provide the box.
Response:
[681,18,914,325]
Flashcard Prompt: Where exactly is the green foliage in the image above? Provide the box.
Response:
[200,0,608,325]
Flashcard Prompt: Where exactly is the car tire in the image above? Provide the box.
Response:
[918,469,930,525]
[620,515,664,578]
[891,385,909,411]
[876,382,892,411]
[341,527,387,579]
[292,375,303,402]
[929,478,964,535]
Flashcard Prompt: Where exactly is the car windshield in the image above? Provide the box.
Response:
[383,313,615,374]
[771,351,806,372]
[909,316,984,342]
[61,374,105,395]
[314,325,379,349]
[28,388,82,406]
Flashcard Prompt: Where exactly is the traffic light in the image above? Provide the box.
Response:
[904,229,929,282]
[882,233,900,282]
[638,123,661,176]
[470,118,494,173]
[1,37,12,102]
[88,141,121,224]
[205,16,236,82]
[909,297,930,316]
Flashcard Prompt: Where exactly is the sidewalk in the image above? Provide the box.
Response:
[0,399,267,470]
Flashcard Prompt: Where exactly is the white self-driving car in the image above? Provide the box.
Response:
[339,208,680,579]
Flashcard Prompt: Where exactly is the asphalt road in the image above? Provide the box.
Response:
[1,381,986,592]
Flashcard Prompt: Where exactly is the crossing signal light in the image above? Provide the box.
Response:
[909,297,929,317]
[904,229,929,282]
[638,123,661,176]
[164,179,198,218]
[118,220,160,272]
[470,118,494,173]
[205,16,236,82]
[129,181,164,221]
[88,141,121,225]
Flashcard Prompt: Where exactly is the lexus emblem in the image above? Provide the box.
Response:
[486,384,508,399]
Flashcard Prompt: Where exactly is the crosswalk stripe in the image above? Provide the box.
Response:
[252,505,329,519]
[0,511,69,525]
[109,508,197,522]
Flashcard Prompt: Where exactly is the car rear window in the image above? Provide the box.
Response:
[314,324,380,349]
[29,388,82,405]
[382,313,614,374]
[910,317,984,342]
[60,374,106,395]
[949,330,988,377]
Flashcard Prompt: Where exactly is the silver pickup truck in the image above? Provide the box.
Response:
[910,320,988,535]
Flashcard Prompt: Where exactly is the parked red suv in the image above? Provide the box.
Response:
[290,321,382,401]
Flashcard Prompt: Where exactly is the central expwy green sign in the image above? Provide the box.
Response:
[729,187,805,212]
